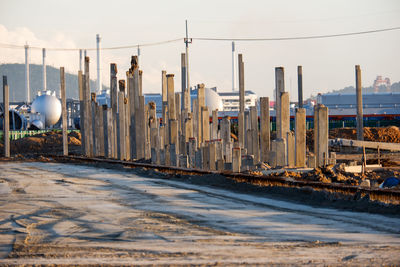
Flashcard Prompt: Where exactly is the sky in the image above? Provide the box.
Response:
[0,0,399,100]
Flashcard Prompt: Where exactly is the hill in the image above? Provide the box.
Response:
[328,81,400,95]
[0,64,106,102]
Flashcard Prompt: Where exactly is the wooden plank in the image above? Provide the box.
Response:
[335,152,400,160]
[329,138,400,151]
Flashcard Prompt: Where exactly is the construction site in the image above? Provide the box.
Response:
[1,47,400,265]
[1,0,400,261]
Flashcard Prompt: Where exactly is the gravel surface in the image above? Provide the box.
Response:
[0,162,399,265]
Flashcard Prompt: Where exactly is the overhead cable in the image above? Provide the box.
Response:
[191,26,400,41]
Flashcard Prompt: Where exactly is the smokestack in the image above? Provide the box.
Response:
[232,41,235,92]
[79,49,82,71]
[25,44,30,103]
[137,46,140,65]
[96,34,102,93]
[42,48,47,91]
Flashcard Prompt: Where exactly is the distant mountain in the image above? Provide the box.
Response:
[0,64,107,102]
[328,81,400,95]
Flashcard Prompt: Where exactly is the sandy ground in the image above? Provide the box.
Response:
[0,162,399,266]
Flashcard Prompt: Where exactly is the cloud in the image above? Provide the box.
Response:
[0,24,205,96]
[0,24,81,75]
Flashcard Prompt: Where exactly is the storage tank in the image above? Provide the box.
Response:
[31,91,62,127]
[0,109,26,130]
[204,87,223,112]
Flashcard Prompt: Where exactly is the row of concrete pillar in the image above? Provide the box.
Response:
[1,56,363,173]
[77,54,335,172]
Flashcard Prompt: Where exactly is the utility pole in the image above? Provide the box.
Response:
[42,48,47,91]
[185,20,192,94]
[232,42,236,91]
[24,44,30,104]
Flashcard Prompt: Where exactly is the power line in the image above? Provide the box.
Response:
[192,26,400,41]
[0,26,399,51]
[0,38,183,51]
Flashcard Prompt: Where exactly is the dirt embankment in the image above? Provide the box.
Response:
[258,165,400,189]
[306,126,400,151]
[0,131,81,156]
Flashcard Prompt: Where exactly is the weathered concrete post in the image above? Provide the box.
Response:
[107,106,114,157]
[102,105,109,157]
[201,107,210,144]
[314,104,329,167]
[162,70,167,103]
[260,97,270,162]
[129,57,140,159]
[78,71,85,155]
[279,92,290,141]
[249,105,260,163]
[97,104,104,156]
[167,74,176,120]
[139,70,143,96]
[60,67,68,156]
[211,109,219,140]
[149,102,158,140]
[161,70,168,144]
[220,116,232,163]
[197,84,205,146]
[275,67,285,139]
[122,72,130,159]
[184,114,193,142]
[2,76,10,157]
[246,129,254,156]
[232,147,241,172]
[159,125,165,165]
[91,93,97,157]
[209,141,217,171]
[181,53,191,138]
[272,138,286,167]
[220,116,231,144]
[355,65,363,141]
[166,74,176,160]
[297,66,303,108]
[94,103,100,156]
[144,104,151,160]
[83,57,92,157]
[192,98,198,145]
[238,54,245,149]
[110,64,118,158]
[181,53,190,111]
[169,119,179,165]
[286,131,295,167]
[295,108,306,167]
[188,137,197,168]
[136,96,146,159]
[117,90,126,160]
[175,92,181,135]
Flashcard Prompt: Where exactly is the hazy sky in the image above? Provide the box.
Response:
[0,0,399,100]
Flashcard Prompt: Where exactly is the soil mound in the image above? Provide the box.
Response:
[307,126,400,151]
[0,131,81,156]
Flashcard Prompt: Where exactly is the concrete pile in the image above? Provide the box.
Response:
[78,54,335,172]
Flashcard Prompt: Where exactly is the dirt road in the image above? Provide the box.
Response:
[0,162,399,265]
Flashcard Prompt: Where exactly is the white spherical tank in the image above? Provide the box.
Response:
[31,93,62,127]
[204,88,224,111]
